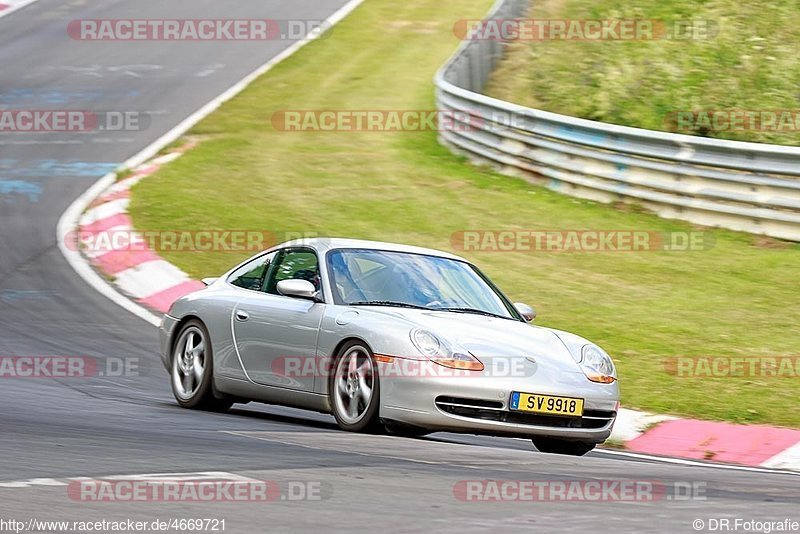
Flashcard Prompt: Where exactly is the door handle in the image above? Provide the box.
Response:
[235,310,250,322]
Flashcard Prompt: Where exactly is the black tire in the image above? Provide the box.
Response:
[170,319,232,412]
[328,340,381,432]
[532,437,596,456]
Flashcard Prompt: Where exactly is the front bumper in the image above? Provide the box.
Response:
[378,360,619,443]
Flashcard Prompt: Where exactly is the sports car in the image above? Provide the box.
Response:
[159,238,619,455]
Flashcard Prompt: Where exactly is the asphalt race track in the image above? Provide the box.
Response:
[0,1,798,533]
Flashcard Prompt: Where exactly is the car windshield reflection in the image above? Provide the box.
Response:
[326,248,516,320]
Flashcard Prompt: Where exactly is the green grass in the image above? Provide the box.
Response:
[130,0,800,427]
[485,0,800,144]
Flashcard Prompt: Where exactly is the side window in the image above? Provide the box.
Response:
[227,252,275,291]
[265,248,320,295]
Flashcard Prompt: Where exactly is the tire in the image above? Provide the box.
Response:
[170,319,232,412]
[329,340,381,432]
[532,437,596,456]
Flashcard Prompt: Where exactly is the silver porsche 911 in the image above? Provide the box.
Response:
[159,238,619,455]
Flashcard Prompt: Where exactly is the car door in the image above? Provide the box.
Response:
[231,247,325,392]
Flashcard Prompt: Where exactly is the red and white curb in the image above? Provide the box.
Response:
[610,408,800,472]
[75,149,204,314]
[0,0,39,19]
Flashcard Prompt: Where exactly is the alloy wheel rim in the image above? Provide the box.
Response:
[333,346,374,424]
[172,326,206,399]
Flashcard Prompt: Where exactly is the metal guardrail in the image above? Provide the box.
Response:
[434,0,800,241]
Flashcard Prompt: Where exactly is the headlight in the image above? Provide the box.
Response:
[410,329,484,371]
[577,344,616,384]
[411,329,440,357]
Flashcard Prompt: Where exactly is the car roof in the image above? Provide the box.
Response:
[278,237,468,262]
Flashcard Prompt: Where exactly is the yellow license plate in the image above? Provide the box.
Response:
[510,392,584,417]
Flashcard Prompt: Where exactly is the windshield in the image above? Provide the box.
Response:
[326,248,518,319]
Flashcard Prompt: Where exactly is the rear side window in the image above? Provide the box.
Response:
[227,252,275,291]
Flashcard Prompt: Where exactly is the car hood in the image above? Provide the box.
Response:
[357,307,584,373]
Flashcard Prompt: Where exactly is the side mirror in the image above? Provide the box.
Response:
[201,277,218,287]
[276,279,321,301]
[514,302,536,322]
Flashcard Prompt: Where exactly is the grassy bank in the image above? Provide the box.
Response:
[485,0,800,144]
[130,0,800,427]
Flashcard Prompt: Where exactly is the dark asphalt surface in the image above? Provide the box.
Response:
[0,1,798,533]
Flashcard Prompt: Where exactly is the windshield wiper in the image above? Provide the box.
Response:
[437,307,509,319]
[349,300,432,310]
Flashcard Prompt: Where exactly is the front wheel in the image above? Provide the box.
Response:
[329,341,381,432]
[170,319,232,412]
[532,438,596,456]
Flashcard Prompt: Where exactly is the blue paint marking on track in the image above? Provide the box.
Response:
[0,159,118,177]
[0,179,42,202]
[0,88,139,105]
[0,289,61,303]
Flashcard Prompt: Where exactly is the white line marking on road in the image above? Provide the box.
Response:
[0,478,65,488]
[196,64,225,78]
[0,471,254,489]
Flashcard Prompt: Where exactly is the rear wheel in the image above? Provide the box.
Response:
[329,341,381,432]
[532,438,596,456]
[170,319,232,412]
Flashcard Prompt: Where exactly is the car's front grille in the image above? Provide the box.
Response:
[435,396,615,429]
[435,396,505,410]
